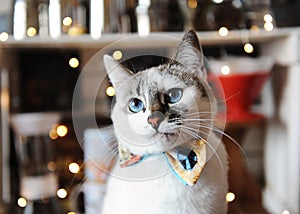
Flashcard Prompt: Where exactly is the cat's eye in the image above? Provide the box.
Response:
[166,88,183,104]
[129,98,144,113]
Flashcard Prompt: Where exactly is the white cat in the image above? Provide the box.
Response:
[101,30,228,214]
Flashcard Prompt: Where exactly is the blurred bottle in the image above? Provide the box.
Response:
[62,0,87,35]
[10,113,65,214]
[194,0,245,31]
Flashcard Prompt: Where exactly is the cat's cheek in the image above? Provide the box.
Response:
[127,113,154,136]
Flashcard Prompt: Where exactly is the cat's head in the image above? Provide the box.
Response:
[104,30,215,156]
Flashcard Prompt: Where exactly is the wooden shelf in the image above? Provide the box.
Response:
[0,27,299,49]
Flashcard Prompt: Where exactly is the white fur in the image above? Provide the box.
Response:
[102,30,228,213]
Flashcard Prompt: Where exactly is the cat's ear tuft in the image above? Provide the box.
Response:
[103,55,131,90]
[171,30,206,79]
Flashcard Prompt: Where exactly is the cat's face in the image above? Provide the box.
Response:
[104,30,215,155]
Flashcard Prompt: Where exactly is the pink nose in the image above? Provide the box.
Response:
[147,111,164,130]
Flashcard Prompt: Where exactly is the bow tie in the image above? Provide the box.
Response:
[119,139,206,186]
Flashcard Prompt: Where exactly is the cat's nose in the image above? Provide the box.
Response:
[147,111,164,130]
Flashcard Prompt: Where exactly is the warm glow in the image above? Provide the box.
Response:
[226,192,236,202]
[213,0,223,4]
[69,162,80,174]
[49,129,58,140]
[221,65,230,75]
[0,32,9,42]
[17,197,27,207]
[69,57,80,68]
[218,27,228,37]
[264,14,273,23]
[244,43,254,53]
[282,210,290,214]
[56,125,68,137]
[63,16,72,26]
[67,212,76,214]
[106,86,116,97]
[188,0,197,9]
[57,188,68,199]
[264,22,274,32]
[250,25,260,33]
[27,27,37,37]
[47,161,57,171]
[112,50,123,61]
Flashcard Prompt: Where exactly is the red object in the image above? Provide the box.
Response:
[210,72,269,122]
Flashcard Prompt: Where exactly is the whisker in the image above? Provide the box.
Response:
[184,123,249,166]
[179,128,226,178]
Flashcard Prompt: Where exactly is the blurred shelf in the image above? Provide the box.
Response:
[0,27,299,49]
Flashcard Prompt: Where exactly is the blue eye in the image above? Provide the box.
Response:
[129,98,144,113]
[166,88,183,104]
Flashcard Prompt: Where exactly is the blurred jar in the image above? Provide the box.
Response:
[10,113,65,214]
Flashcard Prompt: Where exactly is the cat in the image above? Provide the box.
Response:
[101,30,228,214]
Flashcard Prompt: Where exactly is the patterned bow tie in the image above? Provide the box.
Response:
[119,139,206,186]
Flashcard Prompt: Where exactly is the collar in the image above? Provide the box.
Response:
[118,139,206,186]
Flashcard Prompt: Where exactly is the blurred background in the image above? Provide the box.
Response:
[0,0,300,213]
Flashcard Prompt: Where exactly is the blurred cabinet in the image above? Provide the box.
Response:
[0,28,300,213]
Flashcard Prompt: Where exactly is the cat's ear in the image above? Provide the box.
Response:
[171,30,206,79]
[103,55,131,90]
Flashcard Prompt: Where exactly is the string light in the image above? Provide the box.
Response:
[57,188,68,199]
[264,22,274,32]
[188,0,197,9]
[0,32,9,42]
[221,65,230,75]
[244,43,254,53]
[226,192,236,202]
[27,27,37,37]
[69,57,80,68]
[69,162,80,174]
[112,50,123,61]
[106,86,116,97]
[56,125,68,137]
[63,17,72,27]
[49,129,58,140]
[218,27,229,37]
[17,197,27,207]
[264,14,273,23]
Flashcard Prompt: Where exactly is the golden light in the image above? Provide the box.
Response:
[56,125,68,137]
[57,188,68,199]
[49,129,58,140]
[67,212,76,214]
[69,57,80,68]
[250,25,260,33]
[106,86,116,97]
[112,50,123,61]
[17,197,27,208]
[63,16,72,26]
[69,162,80,174]
[47,161,57,171]
[282,210,290,214]
[188,0,198,9]
[221,65,230,75]
[27,27,37,37]
[218,27,229,37]
[213,0,223,3]
[0,32,9,42]
[264,14,273,23]
[264,22,274,32]
[226,192,236,202]
[244,43,254,53]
